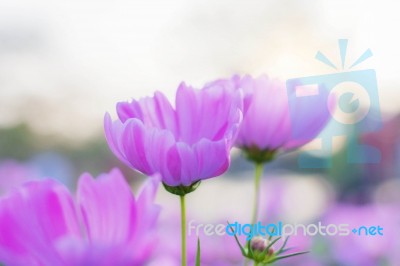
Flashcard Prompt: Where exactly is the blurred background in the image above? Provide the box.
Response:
[0,0,399,265]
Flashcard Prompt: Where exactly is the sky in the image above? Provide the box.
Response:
[0,0,399,141]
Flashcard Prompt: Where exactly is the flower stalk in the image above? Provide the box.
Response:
[251,163,264,225]
[163,181,201,266]
[180,195,187,266]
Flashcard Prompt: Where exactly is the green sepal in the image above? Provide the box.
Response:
[241,145,276,164]
[162,181,201,196]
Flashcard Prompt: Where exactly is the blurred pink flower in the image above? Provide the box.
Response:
[233,75,333,154]
[104,81,242,187]
[323,204,400,266]
[0,160,38,194]
[0,168,160,265]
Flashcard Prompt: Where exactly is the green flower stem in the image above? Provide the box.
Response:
[163,182,200,266]
[251,163,264,225]
[245,163,264,266]
[180,195,187,266]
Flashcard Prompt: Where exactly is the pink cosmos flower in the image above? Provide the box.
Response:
[0,168,160,266]
[233,75,333,160]
[104,81,242,187]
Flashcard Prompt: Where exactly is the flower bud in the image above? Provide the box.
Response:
[250,236,274,256]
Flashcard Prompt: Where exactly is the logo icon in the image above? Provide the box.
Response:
[286,39,381,168]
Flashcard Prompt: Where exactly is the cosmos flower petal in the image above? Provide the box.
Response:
[120,119,154,175]
[117,92,178,137]
[166,142,198,186]
[0,169,159,265]
[105,81,242,187]
[194,138,230,179]
[104,113,133,167]
[235,74,334,152]
[56,236,133,266]
[176,81,242,144]
[77,169,136,244]
[0,180,80,265]
[131,174,161,261]
[135,174,161,235]
[284,87,335,149]
[237,76,291,149]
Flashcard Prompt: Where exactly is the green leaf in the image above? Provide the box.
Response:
[227,221,246,256]
[276,236,290,255]
[247,239,254,258]
[279,248,294,254]
[264,237,281,252]
[196,237,201,266]
[268,227,276,241]
[267,251,309,263]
